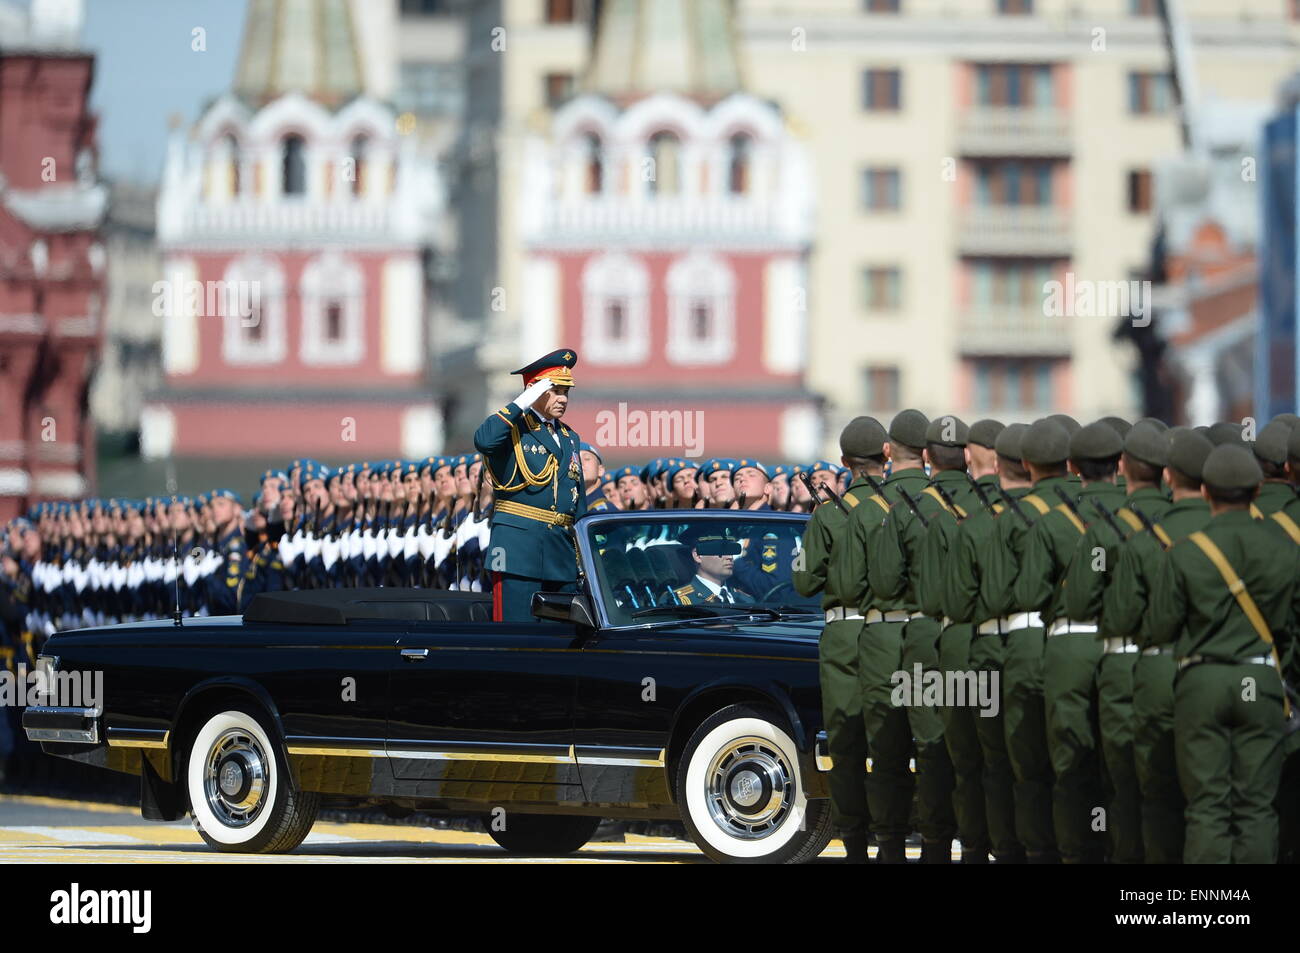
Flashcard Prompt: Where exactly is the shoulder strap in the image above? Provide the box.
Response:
[844,494,861,509]
[1186,530,1291,717]
[1270,511,1300,546]
[869,494,890,513]
[1249,503,1263,520]
[922,485,959,518]
[1022,494,1051,516]
[1116,508,1143,534]
[992,501,1006,515]
[1053,502,1087,535]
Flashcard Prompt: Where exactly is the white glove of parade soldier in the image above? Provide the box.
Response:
[512,376,553,412]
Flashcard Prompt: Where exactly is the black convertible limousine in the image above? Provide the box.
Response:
[24,511,835,863]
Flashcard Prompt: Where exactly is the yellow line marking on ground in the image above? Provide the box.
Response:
[0,794,138,815]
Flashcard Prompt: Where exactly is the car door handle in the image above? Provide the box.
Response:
[400,648,429,661]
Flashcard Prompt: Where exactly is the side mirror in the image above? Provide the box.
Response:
[530,591,597,628]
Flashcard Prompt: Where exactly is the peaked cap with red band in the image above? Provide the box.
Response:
[512,348,578,387]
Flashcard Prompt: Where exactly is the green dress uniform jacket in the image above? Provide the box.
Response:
[1148,509,1300,863]
[474,402,587,583]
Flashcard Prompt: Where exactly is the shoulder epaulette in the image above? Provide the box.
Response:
[1022,494,1051,516]
[1053,502,1087,535]
[674,583,695,605]
[1270,510,1300,545]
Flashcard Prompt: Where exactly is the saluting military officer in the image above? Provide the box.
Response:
[792,416,889,863]
[1061,421,1171,863]
[474,349,587,622]
[1103,427,1213,863]
[1149,444,1300,863]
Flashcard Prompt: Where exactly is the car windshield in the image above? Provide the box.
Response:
[581,513,820,627]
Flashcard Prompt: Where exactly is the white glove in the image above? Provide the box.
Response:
[322,538,340,570]
[417,526,435,560]
[278,536,298,565]
[362,531,377,560]
[305,533,322,561]
[432,530,454,566]
[512,376,553,411]
[387,529,403,559]
[478,520,491,549]
[402,531,418,560]
[183,559,199,587]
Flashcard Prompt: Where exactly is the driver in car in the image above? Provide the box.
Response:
[674,531,755,606]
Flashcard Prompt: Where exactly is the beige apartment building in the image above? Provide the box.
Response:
[397,0,1300,451]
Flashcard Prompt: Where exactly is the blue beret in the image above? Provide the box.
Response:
[579,441,603,463]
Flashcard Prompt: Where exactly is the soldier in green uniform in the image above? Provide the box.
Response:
[793,416,889,863]
[1149,444,1300,863]
[851,409,952,863]
[1014,421,1125,863]
[903,416,991,861]
[1103,428,1213,863]
[981,419,1072,862]
[1249,419,1295,518]
[473,349,587,621]
[1061,422,1171,863]
[944,422,1028,863]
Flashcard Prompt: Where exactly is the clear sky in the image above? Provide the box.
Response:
[81,0,249,186]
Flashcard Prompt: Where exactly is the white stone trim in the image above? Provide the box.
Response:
[665,250,735,366]
[299,251,365,366]
[401,404,441,460]
[33,470,86,497]
[139,405,175,459]
[582,252,650,365]
[380,256,422,374]
[0,469,31,495]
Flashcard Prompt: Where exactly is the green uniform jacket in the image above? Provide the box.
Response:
[861,468,933,612]
[1148,509,1300,662]
[1062,485,1172,626]
[871,469,978,617]
[1252,481,1295,517]
[942,481,1024,625]
[981,475,1074,618]
[793,478,881,610]
[1102,497,1210,646]
[474,401,587,582]
[832,475,899,613]
[1015,481,1124,623]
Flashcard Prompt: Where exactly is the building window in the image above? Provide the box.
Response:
[864,366,900,411]
[223,257,287,366]
[862,69,901,111]
[997,0,1033,13]
[974,160,1053,206]
[545,0,576,23]
[584,132,603,194]
[666,251,736,366]
[1128,168,1152,213]
[971,358,1055,412]
[974,64,1054,108]
[544,72,574,109]
[1293,0,1300,20]
[861,167,901,210]
[864,0,901,11]
[300,252,365,366]
[1128,72,1174,115]
[648,131,682,196]
[1130,0,1158,14]
[728,133,751,195]
[971,259,1057,308]
[225,134,241,197]
[862,266,902,311]
[396,62,465,117]
[400,0,449,14]
[282,134,307,196]
[582,252,650,364]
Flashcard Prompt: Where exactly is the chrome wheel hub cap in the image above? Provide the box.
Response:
[705,736,793,839]
[204,729,268,828]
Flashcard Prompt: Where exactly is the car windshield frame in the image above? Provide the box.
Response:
[575,509,816,631]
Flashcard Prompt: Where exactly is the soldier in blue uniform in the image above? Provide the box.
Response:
[208,489,246,615]
[474,348,587,621]
[580,442,613,512]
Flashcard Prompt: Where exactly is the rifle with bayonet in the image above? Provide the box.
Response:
[798,470,849,517]
[994,485,1035,527]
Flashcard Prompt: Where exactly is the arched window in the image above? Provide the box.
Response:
[584,132,602,194]
[300,252,365,365]
[225,134,241,197]
[350,135,368,197]
[728,133,751,195]
[647,131,681,196]
[222,257,287,365]
[666,251,736,366]
[582,252,650,364]
[282,134,306,196]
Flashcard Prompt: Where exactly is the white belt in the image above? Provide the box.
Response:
[864,609,915,624]
[1178,653,1273,671]
[976,618,1005,636]
[1001,611,1042,632]
[940,616,953,629]
[1047,619,1099,637]
[1140,646,1173,657]
[825,607,864,623]
[1102,636,1138,654]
